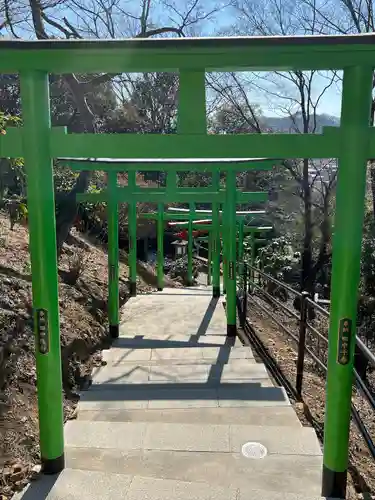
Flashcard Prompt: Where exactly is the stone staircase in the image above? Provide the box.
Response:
[14,286,325,500]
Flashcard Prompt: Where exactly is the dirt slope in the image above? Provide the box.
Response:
[0,213,154,499]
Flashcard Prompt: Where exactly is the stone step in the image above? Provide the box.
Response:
[77,406,303,427]
[12,468,330,500]
[12,282,326,500]
[63,446,323,496]
[158,286,217,295]
[64,420,321,456]
[113,334,243,346]
[119,294,227,338]
[102,345,253,365]
[103,357,256,366]
[62,430,322,500]
[77,384,290,411]
[90,361,270,387]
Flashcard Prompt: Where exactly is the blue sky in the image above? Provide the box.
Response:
[152,0,343,118]
[253,74,342,118]
[319,88,341,117]
[2,0,343,118]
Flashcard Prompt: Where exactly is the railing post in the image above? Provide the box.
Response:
[20,71,64,473]
[296,291,309,398]
[107,172,120,338]
[240,263,248,328]
[322,66,373,500]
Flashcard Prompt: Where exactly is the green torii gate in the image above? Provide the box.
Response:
[74,173,269,339]
[170,221,273,292]
[1,34,372,498]
[195,235,269,286]
[166,207,266,218]
[166,207,270,288]
[141,209,267,292]
[193,234,266,287]
[63,157,273,313]
[62,157,274,305]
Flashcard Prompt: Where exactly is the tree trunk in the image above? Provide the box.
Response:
[54,74,97,257]
[55,170,91,256]
[301,158,313,294]
[309,201,331,290]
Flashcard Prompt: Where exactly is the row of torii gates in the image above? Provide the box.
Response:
[164,208,270,286]
[1,34,374,498]
[62,157,274,339]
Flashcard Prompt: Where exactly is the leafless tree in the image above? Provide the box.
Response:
[0,0,224,254]
[206,0,339,292]
[298,0,375,215]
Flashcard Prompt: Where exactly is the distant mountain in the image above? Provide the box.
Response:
[261,113,340,133]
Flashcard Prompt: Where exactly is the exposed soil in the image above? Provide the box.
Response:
[245,292,375,500]
[0,213,157,499]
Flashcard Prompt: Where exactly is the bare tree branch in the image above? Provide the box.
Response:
[2,0,21,37]
[16,0,221,254]
[29,0,49,38]
[41,11,75,37]
[62,16,82,37]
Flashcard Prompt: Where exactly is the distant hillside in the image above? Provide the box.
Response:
[261,113,340,133]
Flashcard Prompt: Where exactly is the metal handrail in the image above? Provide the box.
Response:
[250,280,300,320]
[306,321,329,344]
[356,336,375,367]
[305,297,375,367]
[306,296,330,318]
[247,263,301,297]
[237,261,375,461]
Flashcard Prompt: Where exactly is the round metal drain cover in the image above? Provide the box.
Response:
[241,442,268,459]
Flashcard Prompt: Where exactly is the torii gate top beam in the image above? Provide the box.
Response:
[167,208,266,215]
[140,211,266,221]
[58,157,277,172]
[77,188,268,204]
[171,223,273,232]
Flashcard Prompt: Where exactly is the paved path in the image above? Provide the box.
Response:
[14,286,325,499]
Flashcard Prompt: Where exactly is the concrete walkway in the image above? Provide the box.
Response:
[14,286,325,500]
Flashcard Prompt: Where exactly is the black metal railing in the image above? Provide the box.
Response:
[236,261,375,460]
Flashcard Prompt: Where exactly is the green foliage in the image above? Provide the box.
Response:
[0,74,20,116]
[82,183,106,217]
[22,260,31,275]
[256,236,300,282]
[0,111,21,130]
[0,112,25,198]
[53,164,80,193]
